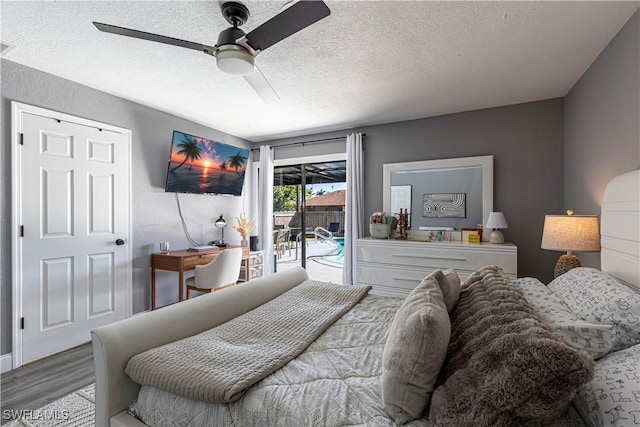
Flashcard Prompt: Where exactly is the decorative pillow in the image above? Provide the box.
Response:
[381,272,451,425]
[431,268,461,313]
[515,277,616,359]
[429,265,595,426]
[573,342,640,427]
[548,267,640,351]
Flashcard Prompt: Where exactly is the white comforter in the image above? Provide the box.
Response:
[129,295,428,426]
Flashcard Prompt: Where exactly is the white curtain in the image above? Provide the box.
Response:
[343,133,364,285]
[258,145,275,275]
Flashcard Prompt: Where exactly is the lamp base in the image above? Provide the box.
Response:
[489,230,505,244]
[554,254,581,278]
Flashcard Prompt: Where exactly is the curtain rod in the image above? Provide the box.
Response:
[251,133,365,152]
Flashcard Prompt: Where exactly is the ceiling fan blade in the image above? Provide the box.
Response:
[244,66,280,104]
[244,1,330,52]
[93,22,209,52]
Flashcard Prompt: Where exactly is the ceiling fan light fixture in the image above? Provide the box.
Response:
[216,45,255,76]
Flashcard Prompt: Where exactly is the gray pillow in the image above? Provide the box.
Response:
[433,268,460,313]
[381,272,451,425]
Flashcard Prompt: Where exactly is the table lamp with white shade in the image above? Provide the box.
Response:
[541,210,600,278]
[486,212,508,244]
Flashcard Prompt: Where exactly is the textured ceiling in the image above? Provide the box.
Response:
[1,1,638,142]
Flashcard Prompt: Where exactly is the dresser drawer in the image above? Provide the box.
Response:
[356,264,482,293]
[357,244,515,273]
[357,241,517,274]
[356,239,517,297]
[357,265,427,290]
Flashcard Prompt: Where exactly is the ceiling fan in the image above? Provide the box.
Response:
[93,1,330,103]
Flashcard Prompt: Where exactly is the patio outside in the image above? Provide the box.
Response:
[274,232,344,284]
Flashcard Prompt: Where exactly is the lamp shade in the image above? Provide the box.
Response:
[541,214,600,252]
[486,212,508,229]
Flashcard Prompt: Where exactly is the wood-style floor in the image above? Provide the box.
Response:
[0,342,94,425]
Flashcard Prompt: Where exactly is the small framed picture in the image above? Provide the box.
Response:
[461,227,483,244]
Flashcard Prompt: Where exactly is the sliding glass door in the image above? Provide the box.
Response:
[273,161,345,282]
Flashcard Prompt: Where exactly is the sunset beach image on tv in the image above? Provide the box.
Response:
[165,131,249,196]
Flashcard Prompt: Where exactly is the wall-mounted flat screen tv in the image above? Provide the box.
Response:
[165,130,249,196]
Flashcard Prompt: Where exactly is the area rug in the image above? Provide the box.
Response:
[5,384,95,427]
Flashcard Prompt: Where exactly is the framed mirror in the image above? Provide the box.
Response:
[383,155,494,241]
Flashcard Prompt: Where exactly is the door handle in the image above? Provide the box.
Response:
[115,239,126,246]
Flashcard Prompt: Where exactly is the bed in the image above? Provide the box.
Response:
[92,169,640,427]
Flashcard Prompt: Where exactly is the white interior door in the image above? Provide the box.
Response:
[14,105,131,365]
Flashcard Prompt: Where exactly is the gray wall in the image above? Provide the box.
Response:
[564,9,640,269]
[262,99,565,283]
[1,60,251,355]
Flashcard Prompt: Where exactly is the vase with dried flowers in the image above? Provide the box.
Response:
[233,213,256,247]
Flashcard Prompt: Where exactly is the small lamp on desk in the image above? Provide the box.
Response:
[541,210,600,278]
[215,214,228,247]
[486,212,508,244]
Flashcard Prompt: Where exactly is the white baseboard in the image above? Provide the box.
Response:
[1,353,13,373]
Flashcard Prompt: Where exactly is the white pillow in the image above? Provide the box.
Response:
[573,342,640,427]
[548,268,640,351]
[515,277,615,359]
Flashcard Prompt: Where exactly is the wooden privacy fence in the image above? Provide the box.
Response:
[274,211,345,234]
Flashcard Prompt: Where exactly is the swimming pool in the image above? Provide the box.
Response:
[322,237,345,264]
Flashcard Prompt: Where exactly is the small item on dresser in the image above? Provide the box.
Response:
[370,212,397,239]
[486,212,508,244]
[395,209,410,240]
[461,227,483,243]
[159,242,170,253]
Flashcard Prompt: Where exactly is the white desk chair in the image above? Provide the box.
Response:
[185,248,243,299]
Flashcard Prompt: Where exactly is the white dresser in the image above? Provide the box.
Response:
[356,238,517,297]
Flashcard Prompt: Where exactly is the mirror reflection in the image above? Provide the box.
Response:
[383,156,494,240]
[391,166,483,230]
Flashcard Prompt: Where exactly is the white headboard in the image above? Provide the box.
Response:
[600,169,640,293]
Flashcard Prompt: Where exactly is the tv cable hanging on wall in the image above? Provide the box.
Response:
[174,193,206,247]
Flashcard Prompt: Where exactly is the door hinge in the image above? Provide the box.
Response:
[20,317,24,329]
[20,225,24,237]
[19,133,24,145]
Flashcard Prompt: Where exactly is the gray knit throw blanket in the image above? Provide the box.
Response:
[125,280,371,403]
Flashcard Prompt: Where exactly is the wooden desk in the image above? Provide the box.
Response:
[151,246,250,310]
